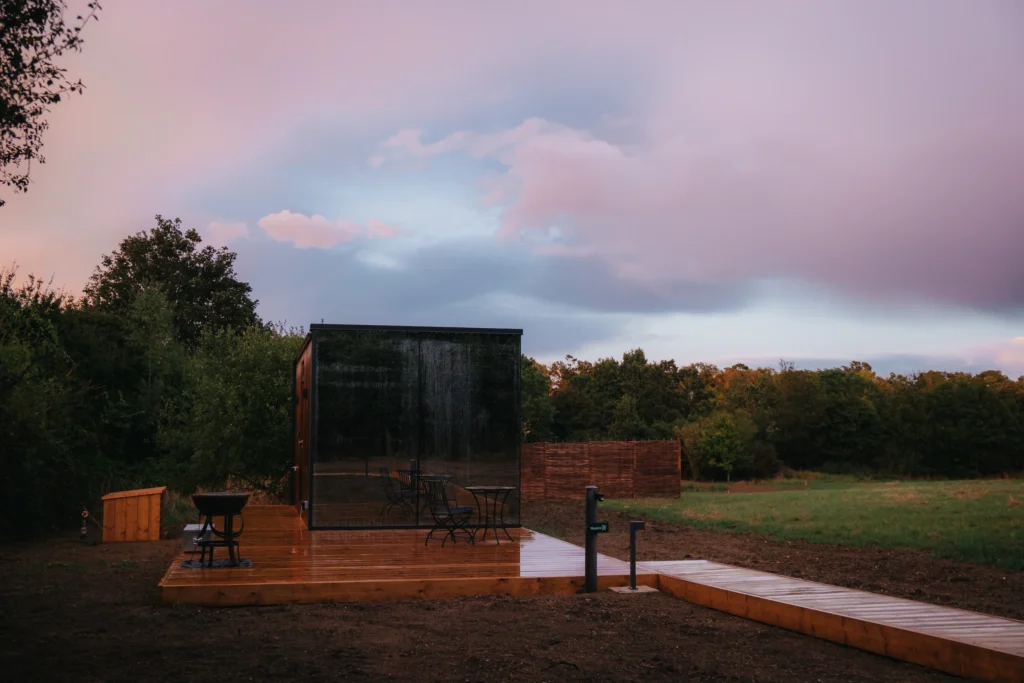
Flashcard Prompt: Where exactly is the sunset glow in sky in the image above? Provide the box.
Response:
[3,0,1023,375]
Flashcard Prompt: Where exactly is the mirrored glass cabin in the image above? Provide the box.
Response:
[292,324,522,530]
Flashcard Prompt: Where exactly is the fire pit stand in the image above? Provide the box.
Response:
[191,493,249,567]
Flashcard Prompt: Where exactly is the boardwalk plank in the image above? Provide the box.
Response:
[642,559,1024,683]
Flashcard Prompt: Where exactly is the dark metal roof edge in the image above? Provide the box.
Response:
[309,323,523,335]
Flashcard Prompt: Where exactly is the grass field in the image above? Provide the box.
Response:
[605,479,1024,570]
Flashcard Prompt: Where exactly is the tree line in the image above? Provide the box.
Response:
[520,353,1024,482]
[3,216,1022,538]
[1,217,301,538]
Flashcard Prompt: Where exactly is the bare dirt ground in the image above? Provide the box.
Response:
[525,501,1024,622]
[4,502,1019,683]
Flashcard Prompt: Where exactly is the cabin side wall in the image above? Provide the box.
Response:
[293,336,313,527]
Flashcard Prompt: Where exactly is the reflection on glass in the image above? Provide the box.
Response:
[309,327,521,529]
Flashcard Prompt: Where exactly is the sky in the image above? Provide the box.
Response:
[3,0,1024,376]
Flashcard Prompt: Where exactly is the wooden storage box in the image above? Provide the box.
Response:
[101,486,167,542]
[182,523,212,551]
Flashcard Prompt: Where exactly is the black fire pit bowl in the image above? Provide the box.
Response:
[191,492,250,517]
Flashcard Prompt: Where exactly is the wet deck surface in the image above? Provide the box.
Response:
[158,505,654,605]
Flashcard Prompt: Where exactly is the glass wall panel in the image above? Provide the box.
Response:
[309,326,520,529]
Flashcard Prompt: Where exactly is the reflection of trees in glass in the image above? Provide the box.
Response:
[313,328,520,487]
[468,333,520,461]
[316,330,419,464]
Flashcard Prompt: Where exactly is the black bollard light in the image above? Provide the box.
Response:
[584,486,607,593]
[628,520,646,590]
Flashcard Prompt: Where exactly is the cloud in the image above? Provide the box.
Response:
[367,220,399,239]
[4,0,646,289]
[205,221,248,247]
[256,211,398,249]
[372,4,1024,312]
[996,337,1024,365]
[232,232,746,329]
[377,113,1024,311]
[355,250,403,271]
[232,237,630,355]
[5,0,1023,370]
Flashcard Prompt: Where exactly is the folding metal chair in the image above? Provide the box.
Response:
[421,476,475,547]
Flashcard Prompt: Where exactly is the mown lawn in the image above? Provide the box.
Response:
[605,479,1024,570]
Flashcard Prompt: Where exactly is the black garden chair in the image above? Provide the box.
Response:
[378,467,414,520]
[421,476,475,547]
[395,469,429,517]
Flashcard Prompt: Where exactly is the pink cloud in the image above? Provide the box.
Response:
[367,220,399,239]
[4,0,1023,318]
[257,211,362,249]
[374,4,1024,312]
[205,221,248,247]
[998,337,1024,365]
[257,212,399,248]
[936,337,1024,378]
[5,0,643,288]
[531,244,597,258]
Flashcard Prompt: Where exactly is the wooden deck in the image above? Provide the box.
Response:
[159,506,1023,681]
[643,560,1024,683]
[158,505,656,605]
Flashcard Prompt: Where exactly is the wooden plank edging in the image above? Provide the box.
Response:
[652,571,1023,683]
[158,561,658,606]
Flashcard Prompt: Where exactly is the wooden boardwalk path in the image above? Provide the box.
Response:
[642,559,1024,682]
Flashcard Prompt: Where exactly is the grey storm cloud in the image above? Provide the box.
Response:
[233,235,752,354]
[240,237,748,314]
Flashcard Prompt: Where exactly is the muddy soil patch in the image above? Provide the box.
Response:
[0,530,960,683]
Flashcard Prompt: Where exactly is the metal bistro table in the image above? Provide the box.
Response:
[465,486,517,544]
